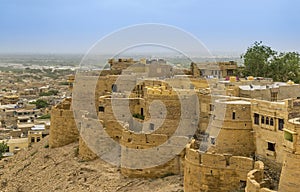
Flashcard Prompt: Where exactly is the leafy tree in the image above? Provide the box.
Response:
[39,89,59,96]
[285,52,300,83]
[0,142,8,158]
[242,41,276,77]
[242,41,300,83]
[270,52,300,83]
[30,99,49,109]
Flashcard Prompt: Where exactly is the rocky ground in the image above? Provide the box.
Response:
[0,137,183,192]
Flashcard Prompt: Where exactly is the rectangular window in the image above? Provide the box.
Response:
[271,92,278,102]
[284,131,293,142]
[278,119,284,131]
[254,113,259,125]
[141,108,144,116]
[99,106,105,112]
[261,116,265,124]
[149,123,155,131]
[209,104,214,111]
[267,142,275,151]
[227,69,234,76]
[270,118,274,126]
[232,112,236,120]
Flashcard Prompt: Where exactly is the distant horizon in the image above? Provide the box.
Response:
[1,0,299,54]
[0,50,243,57]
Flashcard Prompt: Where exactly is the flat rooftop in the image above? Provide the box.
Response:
[221,100,251,105]
[239,82,295,91]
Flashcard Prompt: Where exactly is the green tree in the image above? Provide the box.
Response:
[0,142,8,158]
[30,99,49,109]
[270,52,300,83]
[242,41,277,77]
[39,89,59,96]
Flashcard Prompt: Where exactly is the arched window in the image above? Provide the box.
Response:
[261,116,265,124]
[112,84,117,92]
[266,117,269,125]
[270,118,274,126]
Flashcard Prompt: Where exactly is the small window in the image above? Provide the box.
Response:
[232,112,236,120]
[266,117,269,125]
[267,142,275,151]
[240,180,247,188]
[270,118,274,126]
[261,116,265,124]
[149,123,155,131]
[112,84,117,92]
[278,119,284,131]
[31,137,35,143]
[254,113,259,125]
[210,104,214,111]
[99,106,105,112]
[37,137,40,142]
[210,137,216,145]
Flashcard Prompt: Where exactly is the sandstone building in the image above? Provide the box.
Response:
[49,58,300,192]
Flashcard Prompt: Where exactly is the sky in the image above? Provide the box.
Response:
[0,0,299,55]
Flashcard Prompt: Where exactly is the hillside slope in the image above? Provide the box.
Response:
[0,137,183,192]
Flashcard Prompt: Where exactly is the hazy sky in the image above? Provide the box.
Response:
[0,0,299,55]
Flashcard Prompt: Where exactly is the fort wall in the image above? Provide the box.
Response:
[78,136,98,161]
[245,161,277,192]
[184,141,255,192]
[49,98,79,148]
[207,99,255,157]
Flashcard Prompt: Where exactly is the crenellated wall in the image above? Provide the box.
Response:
[49,70,300,189]
[184,141,255,192]
[120,153,184,178]
[119,127,186,178]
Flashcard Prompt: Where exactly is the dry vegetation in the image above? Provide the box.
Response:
[0,137,183,192]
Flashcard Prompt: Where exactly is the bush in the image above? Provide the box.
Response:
[0,142,8,158]
[39,89,59,96]
[132,113,145,120]
[30,99,49,109]
[59,82,70,85]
